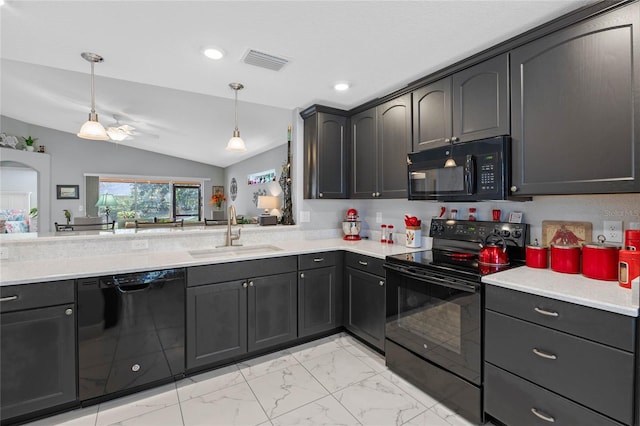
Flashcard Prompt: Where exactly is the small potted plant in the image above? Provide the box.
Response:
[20,136,38,152]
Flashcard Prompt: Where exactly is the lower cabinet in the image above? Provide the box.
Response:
[485,285,634,426]
[344,253,386,351]
[186,257,298,370]
[298,252,343,338]
[0,281,76,422]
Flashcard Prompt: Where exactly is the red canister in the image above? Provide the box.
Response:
[619,250,640,289]
[625,230,640,251]
[526,245,548,268]
[582,235,620,281]
[550,244,581,274]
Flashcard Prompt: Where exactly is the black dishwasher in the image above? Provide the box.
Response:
[77,268,185,402]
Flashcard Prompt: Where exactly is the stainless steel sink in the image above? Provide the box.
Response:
[189,244,282,259]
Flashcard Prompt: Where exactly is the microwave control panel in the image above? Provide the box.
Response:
[477,153,502,194]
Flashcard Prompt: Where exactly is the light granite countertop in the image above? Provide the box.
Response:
[0,237,419,286]
[482,266,639,317]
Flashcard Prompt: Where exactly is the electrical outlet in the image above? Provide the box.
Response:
[0,247,9,260]
[603,221,623,243]
[131,239,149,250]
[376,212,382,223]
[78,205,83,212]
[299,211,310,223]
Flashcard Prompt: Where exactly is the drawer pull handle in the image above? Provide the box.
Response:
[313,258,325,262]
[358,260,368,266]
[534,307,559,317]
[0,295,18,302]
[531,407,555,423]
[533,348,557,360]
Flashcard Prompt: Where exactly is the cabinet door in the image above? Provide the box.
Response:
[248,272,297,352]
[511,5,640,195]
[413,78,452,151]
[304,112,348,199]
[345,267,385,351]
[1,304,76,421]
[350,108,378,198]
[452,53,509,143]
[317,113,348,199]
[377,94,412,198]
[298,266,338,337]
[186,280,247,369]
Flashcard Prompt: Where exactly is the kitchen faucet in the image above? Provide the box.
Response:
[225,204,241,246]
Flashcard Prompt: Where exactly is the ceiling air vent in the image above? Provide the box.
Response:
[243,49,289,71]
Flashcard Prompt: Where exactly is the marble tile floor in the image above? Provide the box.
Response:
[26,333,483,426]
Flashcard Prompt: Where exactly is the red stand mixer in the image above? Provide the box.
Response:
[342,208,362,241]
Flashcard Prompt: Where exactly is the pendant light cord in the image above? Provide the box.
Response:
[90,61,96,115]
[234,88,239,131]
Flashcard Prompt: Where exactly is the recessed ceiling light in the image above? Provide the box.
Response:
[334,82,350,91]
[203,47,225,60]
[0,1,5,7]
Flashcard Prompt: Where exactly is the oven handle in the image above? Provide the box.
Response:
[383,263,477,292]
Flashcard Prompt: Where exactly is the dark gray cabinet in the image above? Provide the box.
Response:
[344,253,385,351]
[510,4,640,195]
[485,285,635,426]
[302,107,349,199]
[0,281,76,422]
[187,280,247,368]
[186,257,298,370]
[298,252,343,338]
[414,53,509,151]
[351,94,412,199]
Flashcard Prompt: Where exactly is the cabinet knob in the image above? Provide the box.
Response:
[372,192,377,197]
[300,273,305,278]
[451,136,459,142]
[319,192,324,198]
[65,308,73,316]
[131,364,141,372]
[249,281,254,287]
[379,280,384,286]
[376,192,381,197]
[444,138,451,144]
[242,282,248,288]
[510,185,518,192]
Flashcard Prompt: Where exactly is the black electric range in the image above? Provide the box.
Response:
[384,219,529,424]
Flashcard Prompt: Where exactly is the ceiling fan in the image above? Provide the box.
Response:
[106,115,138,141]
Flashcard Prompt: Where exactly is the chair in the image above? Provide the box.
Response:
[55,221,115,232]
[135,219,184,228]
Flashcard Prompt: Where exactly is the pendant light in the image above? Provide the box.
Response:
[444,139,457,168]
[226,83,247,152]
[77,52,109,140]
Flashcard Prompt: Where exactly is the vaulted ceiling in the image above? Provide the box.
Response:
[1,0,594,167]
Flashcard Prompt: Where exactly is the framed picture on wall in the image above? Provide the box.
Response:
[212,185,224,196]
[57,185,79,199]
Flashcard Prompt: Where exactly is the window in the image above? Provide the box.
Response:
[96,177,203,224]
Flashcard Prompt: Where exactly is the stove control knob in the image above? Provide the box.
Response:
[501,230,511,238]
[513,230,522,238]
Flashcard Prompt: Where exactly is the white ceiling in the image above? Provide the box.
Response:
[0,0,594,168]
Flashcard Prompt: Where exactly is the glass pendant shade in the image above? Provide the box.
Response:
[444,157,457,168]
[78,112,109,140]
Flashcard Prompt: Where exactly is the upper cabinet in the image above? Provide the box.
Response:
[351,94,412,199]
[302,107,348,199]
[510,4,640,195]
[413,53,509,151]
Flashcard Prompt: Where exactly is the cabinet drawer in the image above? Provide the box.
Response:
[188,256,297,287]
[345,252,384,276]
[485,363,623,426]
[0,280,74,312]
[485,310,633,425]
[485,285,634,351]
[298,251,341,270]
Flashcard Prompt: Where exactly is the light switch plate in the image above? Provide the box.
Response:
[603,220,623,243]
[376,212,382,223]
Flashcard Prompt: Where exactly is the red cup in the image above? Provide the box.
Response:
[492,209,501,221]
[526,245,548,268]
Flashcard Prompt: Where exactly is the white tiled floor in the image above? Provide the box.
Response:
[26,333,479,426]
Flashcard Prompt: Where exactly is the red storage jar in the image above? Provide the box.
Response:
[582,235,620,281]
[625,230,640,251]
[526,245,548,269]
[550,244,581,274]
[619,250,640,289]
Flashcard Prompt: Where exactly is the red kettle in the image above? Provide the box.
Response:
[479,233,509,265]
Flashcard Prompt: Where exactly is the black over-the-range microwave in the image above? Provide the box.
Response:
[407,135,520,202]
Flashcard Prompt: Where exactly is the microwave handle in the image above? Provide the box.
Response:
[464,155,475,195]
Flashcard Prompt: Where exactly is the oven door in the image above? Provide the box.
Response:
[385,263,481,385]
